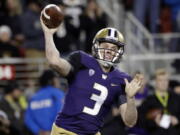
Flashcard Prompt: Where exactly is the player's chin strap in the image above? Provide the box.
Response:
[97,59,112,68]
[97,59,119,69]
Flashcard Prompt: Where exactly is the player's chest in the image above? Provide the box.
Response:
[72,69,122,96]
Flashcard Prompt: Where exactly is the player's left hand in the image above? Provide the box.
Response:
[124,74,143,98]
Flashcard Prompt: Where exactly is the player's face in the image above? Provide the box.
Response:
[99,42,119,62]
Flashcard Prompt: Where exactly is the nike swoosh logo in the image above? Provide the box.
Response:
[111,83,119,86]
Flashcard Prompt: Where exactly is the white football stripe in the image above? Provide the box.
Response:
[43,9,50,20]
[55,5,61,12]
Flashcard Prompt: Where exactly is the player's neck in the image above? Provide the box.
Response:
[100,64,111,73]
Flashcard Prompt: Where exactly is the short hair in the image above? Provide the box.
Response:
[4,80,20,94]
[155,68,168,78]
[39,69,58,87]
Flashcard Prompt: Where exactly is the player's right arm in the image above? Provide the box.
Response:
[40,13,72,77]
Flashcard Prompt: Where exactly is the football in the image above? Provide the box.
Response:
[41,4,64,29]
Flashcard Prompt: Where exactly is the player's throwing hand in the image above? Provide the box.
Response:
[124,74,143,98]
[40,11,59,34]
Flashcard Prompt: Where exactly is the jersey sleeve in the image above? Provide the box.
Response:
[118,75,132,105]
[66,51,85,82]
[118,84,127,105]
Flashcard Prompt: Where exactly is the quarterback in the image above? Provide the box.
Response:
[40,12,143,135]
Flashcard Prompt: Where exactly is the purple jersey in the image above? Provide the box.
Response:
[55,51,131,135]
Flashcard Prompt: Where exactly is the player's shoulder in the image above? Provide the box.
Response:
[113,68,132,81]
[68,50,93,60]
[68,51,97,68]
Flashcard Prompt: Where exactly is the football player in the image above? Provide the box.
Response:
[40,13,143,135]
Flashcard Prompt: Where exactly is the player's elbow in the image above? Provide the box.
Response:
[124,120,137,127]
[46,48,59,61]
[47,55,60,70]
[48,58,57,66]
[123,116,137,127]
[47,57,70,77]
[46,52,59,65]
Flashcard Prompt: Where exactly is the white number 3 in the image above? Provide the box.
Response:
[82,83,108,116]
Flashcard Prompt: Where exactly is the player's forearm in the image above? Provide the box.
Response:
[44,32,60,64]
[44,32,71,76]
[124,96,137,127]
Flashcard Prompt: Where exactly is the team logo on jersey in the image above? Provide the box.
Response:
[102,74,107,80]
[89,69,95,76]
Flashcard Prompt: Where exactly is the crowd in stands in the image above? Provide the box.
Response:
[0,0,180,135]
[123,0,180,73]
[123,0,180,34]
